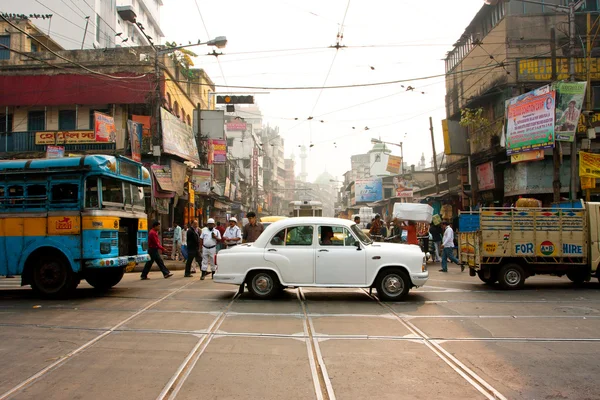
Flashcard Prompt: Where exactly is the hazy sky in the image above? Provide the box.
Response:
[161,0,485,182]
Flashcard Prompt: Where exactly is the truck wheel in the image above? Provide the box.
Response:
[566,270,589,284]
[375,268,410,301]
[85,268,125,291]
[477,270,497,285]
[247,271,280,299]
[498,263,525,290]
[31,255,78,298]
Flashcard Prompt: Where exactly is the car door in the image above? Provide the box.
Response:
[263,225,315,284]
[315,225,366,285]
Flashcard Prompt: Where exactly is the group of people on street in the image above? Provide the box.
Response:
[141,211,266,280]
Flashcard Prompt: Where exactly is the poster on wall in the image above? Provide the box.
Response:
[192,169,212,194]
[46,145,64,159]
[208,139,226,164]
[554,81,587,142]
[476,161,495,191]
[127,120,142,162]
[355,178,383,203]
[505,86,555,155]
[161,108,200,164]
[94,112,116,143]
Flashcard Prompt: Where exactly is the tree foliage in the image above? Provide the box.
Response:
[165,41,198,76]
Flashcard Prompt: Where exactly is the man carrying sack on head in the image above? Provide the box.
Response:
[199,218,221,280]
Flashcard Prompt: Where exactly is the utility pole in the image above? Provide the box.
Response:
[81,16,89,50]
[429,117,440,194]
[551,27,561,203]
[569,0,578,201]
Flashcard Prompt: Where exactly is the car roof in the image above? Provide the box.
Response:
[254,217,355,247]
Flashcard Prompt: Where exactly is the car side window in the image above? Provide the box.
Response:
[286,226,313,246]
[270,228,286,246]
[319,226,348,246]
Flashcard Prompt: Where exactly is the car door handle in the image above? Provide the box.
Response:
[318,249,329,252]
[268,249,277,252]
[372,256,381,260]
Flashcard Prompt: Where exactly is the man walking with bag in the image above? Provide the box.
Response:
[199,218,221,280]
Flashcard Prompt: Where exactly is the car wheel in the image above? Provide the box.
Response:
[85,267,125,291]
[247,271,280,299]
[375,268,410,301]
[477,269,497,285]
[32,255,78,298]
[498,263,525,290]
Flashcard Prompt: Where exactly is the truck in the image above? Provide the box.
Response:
[458,202,600,289]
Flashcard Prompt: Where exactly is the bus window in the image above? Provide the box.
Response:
[132,185,145,210]
[85,178,99,208]
[51,183,79,206]
[101,178,124,207]
[26,184,47,207]
[8,185,24,207]
[0,186,4,208]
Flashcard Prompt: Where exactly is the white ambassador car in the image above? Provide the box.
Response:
[214,217,428,301]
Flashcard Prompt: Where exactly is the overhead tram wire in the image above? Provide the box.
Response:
[192,0,229,88]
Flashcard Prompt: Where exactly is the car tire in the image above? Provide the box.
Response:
[85,267,125,291]
[566,269,589,284]
[375,268,410,301]
[31,255,78,298]
[497,263,526,290]
[247,271,280,299]
[477,270,498,285]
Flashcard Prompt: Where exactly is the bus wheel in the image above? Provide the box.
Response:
[85,268,125,291]
[32,255,78,298]
[498,263,526,290]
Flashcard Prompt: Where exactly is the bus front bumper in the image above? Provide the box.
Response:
[85,254,151,271]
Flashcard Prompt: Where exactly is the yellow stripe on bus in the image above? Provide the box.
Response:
[82,216,120,230]
[0,216,81,236]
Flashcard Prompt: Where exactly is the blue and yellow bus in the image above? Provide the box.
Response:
[0,155,152,296]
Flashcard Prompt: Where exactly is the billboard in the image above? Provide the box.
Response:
[35,131,96,145]
[161,108,200,164]
[46,145,64,159]
[355,178,383,203]
[193,109,225,139]
[554,81,587,142]
[518,58,600,82]
[94,112,116,143]
[127,120,142,162]
[386,155,402,174]
[476,161,495,191]
[505,88,555,155]
[226,122,247,131]
[208,139,227,164]
[192,169,212,194]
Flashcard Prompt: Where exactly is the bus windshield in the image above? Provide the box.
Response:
[85,177,146,209]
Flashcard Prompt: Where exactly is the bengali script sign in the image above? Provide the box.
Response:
[506,91,555,155]
[579,151,600,179]
[35,131,96,145]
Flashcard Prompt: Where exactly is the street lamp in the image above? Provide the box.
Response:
[371,138,404,175]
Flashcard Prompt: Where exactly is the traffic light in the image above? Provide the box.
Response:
[216,95,254,104]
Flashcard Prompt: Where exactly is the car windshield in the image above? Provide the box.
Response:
[351,224,372,245]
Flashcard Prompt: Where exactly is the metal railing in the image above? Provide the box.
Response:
[0,132,116,153]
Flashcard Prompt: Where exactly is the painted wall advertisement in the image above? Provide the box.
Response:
[46,145,64,159]
[505,88,555,155]
[208,139,226,164]
[94,112,116,143]
[160,108,200,164]
[192,169,211,194]
[476,161,495,191]
[554,81,587,142]
[127,120,142,162]
[355,178,383,203]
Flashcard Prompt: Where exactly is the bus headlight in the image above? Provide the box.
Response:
[100,242,111,254]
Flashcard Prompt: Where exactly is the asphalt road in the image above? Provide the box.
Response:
[1,262,600,400]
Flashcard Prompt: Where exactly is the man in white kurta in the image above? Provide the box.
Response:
[199,218,221,279]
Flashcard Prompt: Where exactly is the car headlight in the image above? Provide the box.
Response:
[100,242,111,254]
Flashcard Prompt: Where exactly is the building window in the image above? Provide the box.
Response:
[0,35,10,60]
[227,138,234,147]
[27,111,45,131]
[30,41,38,53]
[585,0,599,11]
[173,101,180,118]
[59,110,77,130]
[96,14,101,43]
[384,188,393,199]
[0,114,13,133]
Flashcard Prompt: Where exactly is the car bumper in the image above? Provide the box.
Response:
[213,273,245,285]
[85,254,151,270]
[410,271,429,287]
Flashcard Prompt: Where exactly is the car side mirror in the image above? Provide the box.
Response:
[355,241,362,251]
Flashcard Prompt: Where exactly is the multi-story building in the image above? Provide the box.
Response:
[259,125,285,215]
[1,0,163,50]
[284,158,296,203]
[443,0,600,213]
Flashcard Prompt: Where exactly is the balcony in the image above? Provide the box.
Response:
[0,132,116,154]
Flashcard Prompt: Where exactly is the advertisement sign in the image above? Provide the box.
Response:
[518,58,600,82]
[161,108,200,164]
[132,115,151,137]
[511,149,545,164]
[386,155,402,174]
[192,169,212,194]
[94,112,116,143]
[209,139,227,164]
[35,131,96,145]
[504,159,570,196]
[127,120,142,162]
[397,189,413,198]
[253,147,259,190]
[554,81,587,142]
[506,90,555,155]
[151,165,175,192]
[230,184,237,201]
[226,122,247,131]
[46,145,64,159]
[476,161,495,191]
[579,151,600,179]
[170,160,187,196]
[355,178,383,203]
[224,177,231,198]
